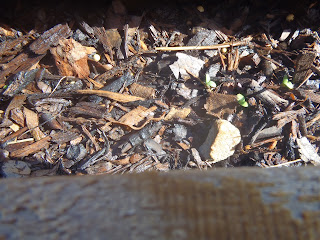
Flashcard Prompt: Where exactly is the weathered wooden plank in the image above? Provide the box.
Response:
[0,167,320,239]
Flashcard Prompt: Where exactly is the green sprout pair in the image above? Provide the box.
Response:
[205,74,216,89]
[282,75,294,89]
[237,94,248,108]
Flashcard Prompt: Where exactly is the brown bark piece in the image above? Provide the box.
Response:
[24,107,46,141]
[69,102,107,119]
[76,89,145,102]
[50,131,81,144]
[129,83,156,99]
[106,107,164,131]
[93,26,121,60]
[0,127,28,144]
[298,89,320,104]
[5,140,35,153]
[10,108,25,127]
[50,39,90,78]
[0,30,34,57]
[118,106,157,127]
[0,128,13,141]
[0,95,26,127]
[273,108,306,128]
[0,24,71,87]
[164,107,191,121]
[10,135,51,158]
[293,51,316,83]
[204,92,238,118]
[29,23,72,55]
[0,53,44,87]
[2,69,38,97]
[250,80,289,109]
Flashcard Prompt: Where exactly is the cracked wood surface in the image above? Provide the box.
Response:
[0,167,320,239]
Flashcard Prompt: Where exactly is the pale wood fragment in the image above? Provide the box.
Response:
[24,107,46,141]
[50,39,90,78]
[76,89,145,102]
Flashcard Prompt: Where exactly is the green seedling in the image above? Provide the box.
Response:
[205,74,216,88]
[237,93,249,107]
[282,75,294,89]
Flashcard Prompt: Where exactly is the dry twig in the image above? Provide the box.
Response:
[155,37,252,51]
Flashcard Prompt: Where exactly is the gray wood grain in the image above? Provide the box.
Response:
[0,167,320,240]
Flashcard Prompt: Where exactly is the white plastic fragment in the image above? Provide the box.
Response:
[199,119,241,163]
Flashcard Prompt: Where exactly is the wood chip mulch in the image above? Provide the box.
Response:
[0,0,319,177]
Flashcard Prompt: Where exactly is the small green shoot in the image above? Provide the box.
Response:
[205,74,216,88]
[282,75,294,89]
[237,93,248,107]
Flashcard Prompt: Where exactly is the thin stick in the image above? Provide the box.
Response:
[296,71,313,89]
[267,159,303,168]
[260,55,284,67]
[81,125,100,152]
[218,49,226,71]
[7,138,34,145]
[50,76,66,96]
[154,37,252,51]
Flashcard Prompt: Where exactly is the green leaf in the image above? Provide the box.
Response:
[237,94,245,102]
[207,81,216,88]
[204,74,216,88]
[205,74,210,84]
[285,81,294,89]
[282,75,294,89]
[241,101,249,107]
[237,94,248,107]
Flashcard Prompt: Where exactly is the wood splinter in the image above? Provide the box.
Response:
[154,36,252,51]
